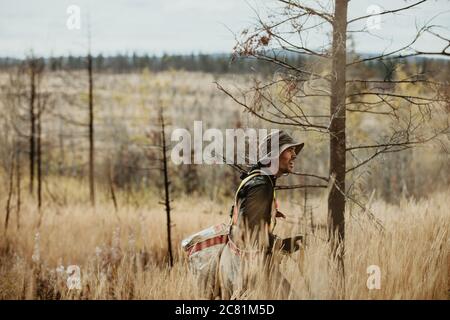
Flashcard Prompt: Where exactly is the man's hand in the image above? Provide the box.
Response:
[281,235,303,254]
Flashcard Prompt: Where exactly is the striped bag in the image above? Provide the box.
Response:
[181,171,264,296]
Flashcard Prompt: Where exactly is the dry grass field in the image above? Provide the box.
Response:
[0,70,448,300]
[0,177,448,300]
[1,0,450,303]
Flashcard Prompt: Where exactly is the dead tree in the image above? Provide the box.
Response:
[28,61,36,195]
[16,143,22,230]
[4,151,15,236]
[217,0,450,285]
[4,57,45,200]
[37,92,42,209]
[26,58,44,195]
[88,46,95,207]
[328,0,348,264]
[106,157,118,212]
[36,90,50,211]
[159,107,174,268]
[6,56,53,220]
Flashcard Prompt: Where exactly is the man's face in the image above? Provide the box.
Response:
[278,146,297,175]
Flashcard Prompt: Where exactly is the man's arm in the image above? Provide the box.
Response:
[240,178,303,254]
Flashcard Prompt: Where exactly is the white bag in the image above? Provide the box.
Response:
[181,171,265,296]
[181,223,229,296]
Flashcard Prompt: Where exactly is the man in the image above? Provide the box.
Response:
[218,130,304,299]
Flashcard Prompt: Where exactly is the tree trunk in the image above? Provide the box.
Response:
[16,147,21,230]
[37,95,42,210]
[328,0,348,270]
[4,151,15,236]
[88,53,95,206]
[29,67,36,195]
[107,158,118,212]
[58,120,65,175]
[160,109,174,268]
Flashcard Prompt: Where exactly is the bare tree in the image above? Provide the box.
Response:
[159,106,174,268]
[36,89,51,211]
[3,55,55,227]
[28,60,37,195]
[217,0,450,288]
[25,57,44,195]
[106,157,118,212]
[4,151,15,236]
[88,31,96,207]
[4,56,45,201]
[16,142,22,230]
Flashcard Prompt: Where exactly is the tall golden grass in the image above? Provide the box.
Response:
[0,177,448,299]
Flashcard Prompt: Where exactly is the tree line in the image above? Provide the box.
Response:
[1,52,448,79]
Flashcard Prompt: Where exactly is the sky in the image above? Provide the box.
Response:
[0,0,449,58]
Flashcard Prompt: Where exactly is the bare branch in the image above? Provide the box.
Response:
[254,52,327,80]
[346,128,449,173]
[347,24,430,66]
[346,79,443,87]
[347,0,427,25]
[291,172,329,182]
[279,0,333,24]
[347,92,445,104]
[215,81,329,133]
[275,183,328,190]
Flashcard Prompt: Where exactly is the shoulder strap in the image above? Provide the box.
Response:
[230,170,274,226]
[233,170,274,207]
